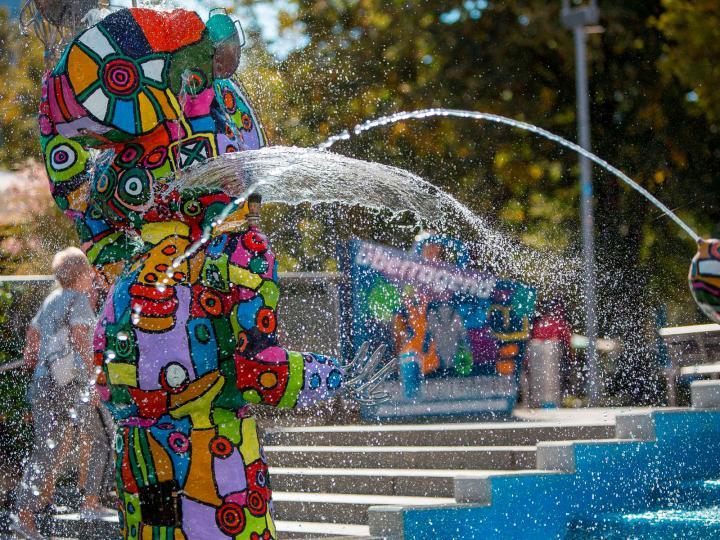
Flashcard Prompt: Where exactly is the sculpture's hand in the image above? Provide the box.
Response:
[342,342,397,405]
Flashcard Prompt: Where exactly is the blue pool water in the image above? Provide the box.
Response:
[569,479,720,539]
[388,410,720,539]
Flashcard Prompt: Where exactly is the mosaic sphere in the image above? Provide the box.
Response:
[689,238,720,323]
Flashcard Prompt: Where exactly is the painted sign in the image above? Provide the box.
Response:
[349,237,536,418]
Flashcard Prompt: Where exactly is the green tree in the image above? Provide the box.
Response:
[655,0,720,123]
[234,0,720,402]
[0,7,45,167]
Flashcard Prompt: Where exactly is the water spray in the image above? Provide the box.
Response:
[320,108,700,243]
[321,109,720,322]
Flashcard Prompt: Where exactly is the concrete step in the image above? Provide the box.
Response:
[270,467,509,497]
[271,467,452,497]
[265,445,536,470]
[47,512,119,539]
[0,508,120,540]
[263,421,615,447]
[3,511,375,540]
[2,513,374,540]
[273,492,455,524]
[275,520,374,539]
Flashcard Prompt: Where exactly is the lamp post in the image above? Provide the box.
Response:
[561,0,600,406]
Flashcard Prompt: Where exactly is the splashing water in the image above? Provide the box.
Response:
[171,146,580,289]
[166,110,700,306]
[319,108,701,243]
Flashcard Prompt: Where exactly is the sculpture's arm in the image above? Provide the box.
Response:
[228,228,344,409]
[39,75,131,284]
[235,346,344,410]
[230,227,392,409]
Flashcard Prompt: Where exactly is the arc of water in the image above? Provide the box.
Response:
[319,108,700,243]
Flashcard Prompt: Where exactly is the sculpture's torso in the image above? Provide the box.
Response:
[97,221,286,538]
[40,8,343,539]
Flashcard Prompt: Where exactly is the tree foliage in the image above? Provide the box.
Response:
[0,8,45,168]
[237,0,720,324]
[0,2,718,401]
[231,0,720,402]
[655,0,720,124]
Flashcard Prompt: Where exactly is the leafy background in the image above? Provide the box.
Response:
[0,1,718,405]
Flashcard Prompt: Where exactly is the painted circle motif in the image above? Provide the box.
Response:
[50,144,77,171]
[242,230,268,253]
[115,331,134,358]
[183,69,208,95]
[103,58,140,97]
[256,308,276,334]
[117,505,125,532]
[209,435,233,458]
[143,147,168,169]
[216,502,246,535]
[689,238,720,323]
[237,332,249,353]
[94,168,117,201]
[183,200,203,217]
[258,371,278,390]
[125,177,143,197]
[199,290,223,317]
[241,113,252,131]
[712,241,720,259]
[45,136,86,181]
[255,468,267,488]
[118,144,142,168]
[168,432,190,454]
[247,490,267,517]
[117,168,152,209]
[222,89,237,114]
[327,369,342,390]
[194,322,211,344]
[160,362,189,391]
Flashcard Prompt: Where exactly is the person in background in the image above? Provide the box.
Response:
[526,298,574,408]
[75,272,116,521]
[12,248,104,538]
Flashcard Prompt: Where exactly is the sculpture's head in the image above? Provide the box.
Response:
[689,238,720,323]
[41,7,263,147]
[39,7,265,234]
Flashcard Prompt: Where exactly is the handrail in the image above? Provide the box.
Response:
[659,324,720,337]
[0,275,53,282]
[0,359,26,374]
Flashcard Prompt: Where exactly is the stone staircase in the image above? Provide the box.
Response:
[1,416,616,539]
[266,418,616,539]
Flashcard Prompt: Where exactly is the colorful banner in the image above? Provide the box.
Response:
[349,237,537,418]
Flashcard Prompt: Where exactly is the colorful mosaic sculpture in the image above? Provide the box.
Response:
[689,238,720,323]
[39,8,389,539]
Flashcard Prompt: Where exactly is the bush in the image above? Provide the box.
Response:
[0,279,54,466]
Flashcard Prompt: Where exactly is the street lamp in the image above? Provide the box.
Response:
[561,0,600,406]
